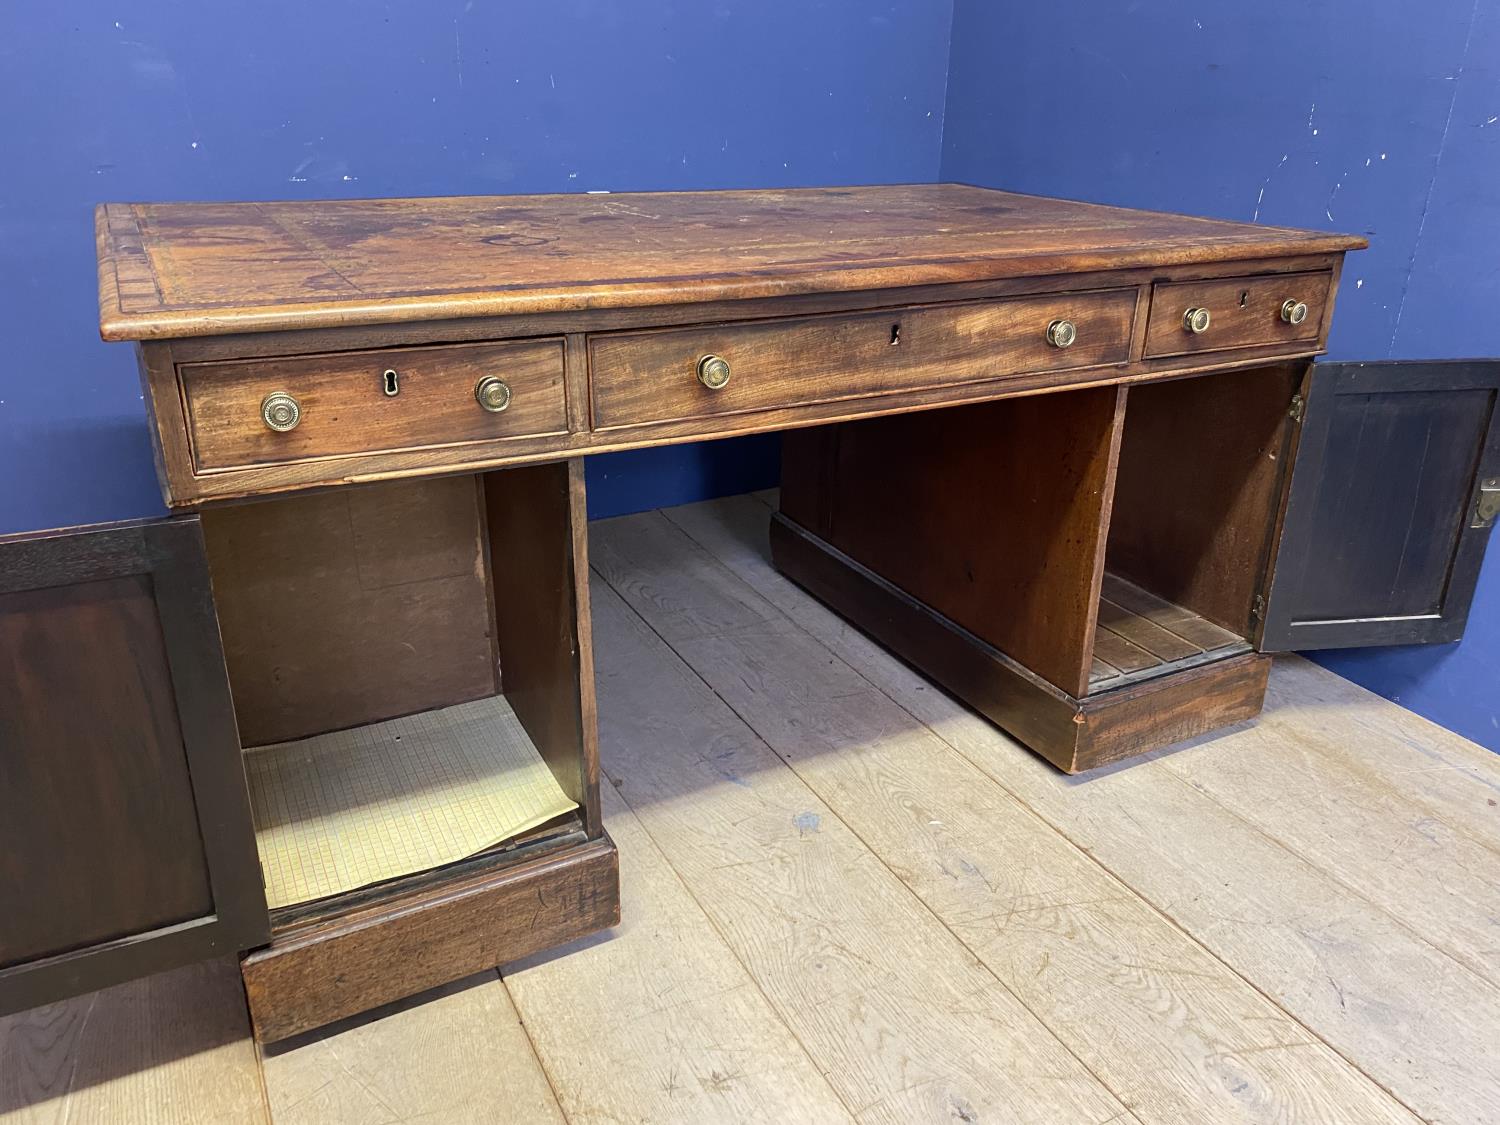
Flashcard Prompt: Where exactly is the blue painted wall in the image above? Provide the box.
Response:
[941,0,1500,751]
[0,0,953,532]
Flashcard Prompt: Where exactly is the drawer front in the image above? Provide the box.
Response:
[1144,271,1332,359]
[587,289,1137,430]
[183,339,568,471]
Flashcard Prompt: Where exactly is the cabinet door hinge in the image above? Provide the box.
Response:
[1288,394,1305,423]
[1252,593,1267,620]
[1473,478,1500,529]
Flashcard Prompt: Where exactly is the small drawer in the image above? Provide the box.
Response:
[182,339,568,471]
[587,289,1137,431]
[1144,271,1332,359]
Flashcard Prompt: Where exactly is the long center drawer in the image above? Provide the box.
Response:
[587,289,1138,431]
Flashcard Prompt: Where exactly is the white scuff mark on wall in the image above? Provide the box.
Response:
[1357,279,1364,288]
[453,0,473,88]
[1252,153,1290,223]
[1327,171,1348,222]
[1483,115,1499,127]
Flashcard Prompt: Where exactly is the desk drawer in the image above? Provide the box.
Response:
[182,339,568,471]
[587,289,1137,430]
[1144,271,1332,359]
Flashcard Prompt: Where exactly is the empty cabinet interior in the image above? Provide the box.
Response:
[200,463,598,926]
[773,364,1308,772]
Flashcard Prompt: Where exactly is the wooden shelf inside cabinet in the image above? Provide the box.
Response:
[1087,574,1250,693]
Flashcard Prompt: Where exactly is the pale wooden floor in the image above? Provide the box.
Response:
[5,490,1500,1124]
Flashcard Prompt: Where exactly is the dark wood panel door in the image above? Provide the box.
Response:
[1260,361,1500,651]
[0,517,268,1015]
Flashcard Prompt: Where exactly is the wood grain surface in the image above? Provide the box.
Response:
[503,783,853,1124]
[779,389,1126,697]
[649,495,1418,1125]
[259,973,565,1125]
[702,491,1500,1125]
[1143,271,1332,358]
[241,835,619,1042]
[183,338,567,471]
[0,958,267,1125]
[201,476,498,746]
[10,492,1500,1125]
[0,575,212,967]
[588,289,1135,430]
[1108,364,1304,635]
[96,186,1364,340]
[583,575,1129,1125]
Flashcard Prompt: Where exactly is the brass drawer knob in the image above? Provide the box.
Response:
[1280,298,1310,326]
[1045,319,1077,348]
[260,392,301,432]
[697,354,731,390]
[1183,307,1212,334]
[475,376,512,413]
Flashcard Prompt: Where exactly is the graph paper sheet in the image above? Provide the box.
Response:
[244,695,578,909]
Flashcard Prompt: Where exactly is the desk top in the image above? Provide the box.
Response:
[96,184,1363,341]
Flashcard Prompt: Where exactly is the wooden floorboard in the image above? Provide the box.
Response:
[8,487,1500,1124]
[700,490,1500,1124]
[582,574,1131,1124]
[501,782,852,1124]
[1161,662,1500,990]
[653,498,1421,1125]
[0,958,268,1125]
[257,972,564,1125]
[1244,657,1500,856]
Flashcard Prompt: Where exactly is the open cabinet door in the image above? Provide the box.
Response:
[1260,360,1500,651]
[0,517,269,1015]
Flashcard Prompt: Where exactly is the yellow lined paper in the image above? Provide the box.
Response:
[244,695,577,909]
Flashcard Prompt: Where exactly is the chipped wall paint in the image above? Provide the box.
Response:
[0,0,954,532]
[940,0,1500,752]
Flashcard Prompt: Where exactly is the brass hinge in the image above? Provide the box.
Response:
[1252,593,1266,619]
[1288,394,1305,423]
[1474,479,1500,529]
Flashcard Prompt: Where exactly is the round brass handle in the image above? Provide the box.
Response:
[697,354,731,390]
[1183,307,1212,334]
[1280,298,1309,326]
[260,392,301,432]
[475,376,512,413]
[1045,319,1078,349]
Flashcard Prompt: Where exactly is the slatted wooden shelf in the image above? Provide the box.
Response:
[1087,573,1249,694]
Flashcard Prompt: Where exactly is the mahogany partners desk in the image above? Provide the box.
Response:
[3,185,1497,1041]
